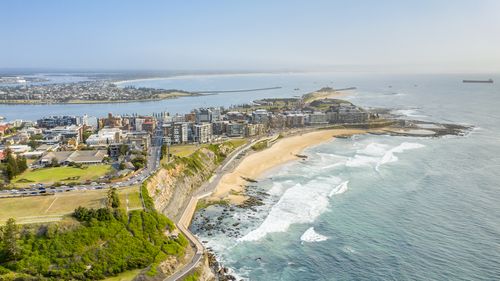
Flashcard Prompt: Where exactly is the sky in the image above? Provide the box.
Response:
[1,0,499,72]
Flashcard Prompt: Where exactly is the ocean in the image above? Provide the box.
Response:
[186,73,500,280]
[2,72,500,280]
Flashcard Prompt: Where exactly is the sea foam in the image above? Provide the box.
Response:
[238,177,340,242]
[329,181,349,197]
[345,155,379,167]
[300,227,328,243]
[393,109,427,118]
[356,143,389,156]
[376,142,425,171]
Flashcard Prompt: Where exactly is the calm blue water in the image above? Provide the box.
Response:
[2,72,343,120]
[188,73,500,280]
[0,72,451,120]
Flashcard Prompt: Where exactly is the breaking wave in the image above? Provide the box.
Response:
[237,141,425,242]
[375,142,425,171]
[238,177,340,242]
[393,109,428,118]
[300,227,328,243]
[329,181,349,197]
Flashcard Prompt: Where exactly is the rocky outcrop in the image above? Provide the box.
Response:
[197,254,216,281]
[207,252,237,281]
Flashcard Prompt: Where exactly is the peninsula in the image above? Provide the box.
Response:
[0,80,201,104]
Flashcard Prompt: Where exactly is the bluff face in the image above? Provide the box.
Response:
[146,143,235,223]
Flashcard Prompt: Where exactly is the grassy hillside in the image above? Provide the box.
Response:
[0,188,186,280]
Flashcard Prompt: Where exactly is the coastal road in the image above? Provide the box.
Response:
[164,139,259,281]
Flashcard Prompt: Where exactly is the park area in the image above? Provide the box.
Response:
[12,164,113,188]
[0,185,142,225]
[162,138,247,165]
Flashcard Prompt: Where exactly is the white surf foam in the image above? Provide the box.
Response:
[329,181,349,197]
[267,181,285,196]
[346,155,379,167]
[356,143,389,156]
[320,162,345,170]
[238,177,340,242]
[376,142,425,171]
[393,109,427,118]
[300,227,328,243]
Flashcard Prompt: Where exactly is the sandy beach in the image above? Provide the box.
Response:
[209,128,367,204]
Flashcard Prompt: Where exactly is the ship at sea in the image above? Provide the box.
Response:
[463,78,494,83]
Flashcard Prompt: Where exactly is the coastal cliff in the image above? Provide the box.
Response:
[146,143,235,221]
[143,142,238,280]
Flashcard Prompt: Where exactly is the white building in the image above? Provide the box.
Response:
[163,122,188,144]
[193,123,212,143]
[86,128,123,146]
[83,114,98,129]
[7,144,31,154]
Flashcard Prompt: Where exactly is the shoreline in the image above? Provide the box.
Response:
[0,91,200,105]
[112,71,311,85]
[208,128,368,204]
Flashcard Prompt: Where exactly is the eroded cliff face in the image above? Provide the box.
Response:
[195,254,216,281]
[144,143,235,280]
[146,144,234,223]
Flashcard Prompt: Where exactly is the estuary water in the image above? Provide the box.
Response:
[0,72,471,121]
[185,73,500,280]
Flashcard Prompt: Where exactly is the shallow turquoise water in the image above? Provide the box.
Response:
[190,74,500,280]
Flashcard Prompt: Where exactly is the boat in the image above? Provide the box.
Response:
[463,79,494,83]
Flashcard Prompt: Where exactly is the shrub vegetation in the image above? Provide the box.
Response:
[0,187,186,280]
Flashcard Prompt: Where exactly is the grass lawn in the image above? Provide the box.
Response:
[117,186,143,210]
[0,186,141,225]
[13,165,113,188]
[160,140,248,165]
[227,138,247,148]
[169,144,201,157]
[102,269,142,281]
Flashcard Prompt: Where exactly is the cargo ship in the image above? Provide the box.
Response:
[463,79,494,83]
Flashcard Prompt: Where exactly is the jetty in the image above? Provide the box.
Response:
[463,79,493,83]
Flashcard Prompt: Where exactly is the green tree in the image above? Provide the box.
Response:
[107,188,120,209]
[4,150,19,180]
[17,156,28,173]
[50,157,59,167]
[131,156,146,170]
[2,218,21,261]
[82,131,93,142]
[119,144,129,156]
